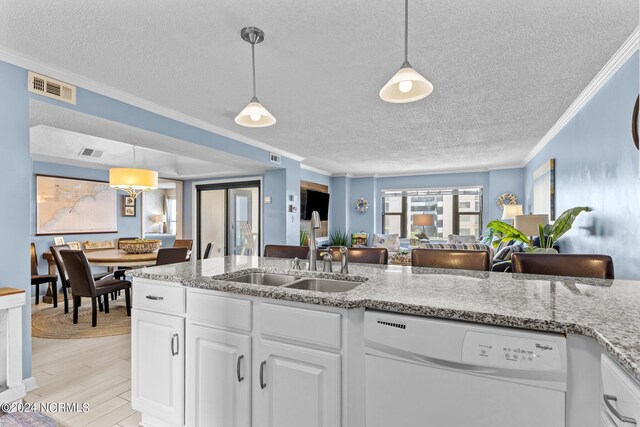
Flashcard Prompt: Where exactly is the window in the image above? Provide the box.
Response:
[166,197,177,235]
[382,187,483,238]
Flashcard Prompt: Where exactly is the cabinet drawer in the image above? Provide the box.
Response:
[188,291,252,332]
[260,303,341,351]
[601,355,640,426]
[133,280,185,315]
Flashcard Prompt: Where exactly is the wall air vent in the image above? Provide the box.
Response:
[28,71,76,105]
[269,153,281,164]
[78,147,104,159]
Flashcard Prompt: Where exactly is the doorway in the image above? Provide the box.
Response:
[196,181,260,259]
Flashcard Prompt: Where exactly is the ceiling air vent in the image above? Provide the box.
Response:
[269,153,281,164]
[28,71,76,105]
[78,147,104,159]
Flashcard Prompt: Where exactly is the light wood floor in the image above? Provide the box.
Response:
[25,303,141,427]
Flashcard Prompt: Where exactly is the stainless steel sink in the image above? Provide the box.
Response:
[224,273,301,287]
[283,278,364,293]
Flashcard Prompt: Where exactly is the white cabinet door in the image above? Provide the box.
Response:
[131,309,185,426]
[254,339,341,427]
[186,324,251,427]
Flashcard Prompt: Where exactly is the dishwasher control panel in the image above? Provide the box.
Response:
[462,331,564,371]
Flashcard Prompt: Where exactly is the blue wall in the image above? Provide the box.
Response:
[31,161,142,279]
[524,51,640,279]
[0,61,32,380]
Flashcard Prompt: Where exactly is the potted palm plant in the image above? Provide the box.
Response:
[486,206,589,253]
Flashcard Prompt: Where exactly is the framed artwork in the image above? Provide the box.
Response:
[124,196,135,207]
[36,175,117,235]
[122,195,136,217]
[532,159,556,221]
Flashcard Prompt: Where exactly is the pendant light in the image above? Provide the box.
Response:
[235,27,276,127]
[379,0,433,103]
[109,146,158,199]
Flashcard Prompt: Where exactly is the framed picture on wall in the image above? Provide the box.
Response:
[123,195,137,217]
[36,175,118,235]
[532,159,556,220]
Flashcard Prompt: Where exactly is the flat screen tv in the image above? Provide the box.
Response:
[304,190,330,221]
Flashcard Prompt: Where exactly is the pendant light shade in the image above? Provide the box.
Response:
[236,27,276,128]
[109,147,158,199]
[380,0,433,103]
[379,63,433,103]
[235,96,276,127]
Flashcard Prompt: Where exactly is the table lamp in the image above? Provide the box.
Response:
[151,214,167,233]
[501,204,523,222]
[413,214,434,238]
[514,214,549,238]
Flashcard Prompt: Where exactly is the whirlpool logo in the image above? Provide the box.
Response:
[535,344,553,351]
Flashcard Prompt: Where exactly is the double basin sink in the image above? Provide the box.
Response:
[221,272,365,293]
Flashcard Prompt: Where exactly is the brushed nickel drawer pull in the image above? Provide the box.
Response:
[146,295,164,300]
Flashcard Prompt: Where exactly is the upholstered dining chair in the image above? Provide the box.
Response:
[156,247,189,266]
[203,242,215,259]
[511,253,614,279]
[264,245,310,259]
[50,244,119,314]
[60,250,131,327]
[322,247,389,265]
[31,243,58,306]
[411,248,491,271]
[173,239,194,251]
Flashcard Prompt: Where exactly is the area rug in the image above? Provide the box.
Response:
[0,410,59,426]
[31,296,131,339]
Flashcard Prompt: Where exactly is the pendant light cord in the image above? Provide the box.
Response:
[404,0,409,63]
[251,42,257,98]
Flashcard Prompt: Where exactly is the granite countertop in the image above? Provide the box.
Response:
[130,256,640,382]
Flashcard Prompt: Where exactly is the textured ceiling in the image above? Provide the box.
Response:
[30,101,273,179]
[3,0,638,175]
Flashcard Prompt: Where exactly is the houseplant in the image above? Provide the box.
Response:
[486,206,589,253]
[329,228,351,247]
[300,228,309,246]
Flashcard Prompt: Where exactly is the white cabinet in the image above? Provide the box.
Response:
[131,308,185,427]
[601,355,640,427]
[254,339,341,427]
[186,324,251,427]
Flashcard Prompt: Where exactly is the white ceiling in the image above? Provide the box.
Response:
[29,100,274,179]
[3,1,638,175]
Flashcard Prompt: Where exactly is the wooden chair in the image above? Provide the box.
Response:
[60,250,131,327]
[322,247,389,265]
[31,243,58,307]
[203,242,215,259]
[512,253,614,279]
[264,245,310,259]
[411,248,490,271]
[156,247,189,266]
[173,239,193,251]
[239,222,258,255]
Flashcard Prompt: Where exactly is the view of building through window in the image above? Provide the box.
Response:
[382,188,483,238]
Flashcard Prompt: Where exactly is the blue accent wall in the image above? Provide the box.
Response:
[524,51,640,279]
[0,61,32,380]
[30,161,142,278]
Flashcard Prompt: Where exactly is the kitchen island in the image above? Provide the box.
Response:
[130,256,640,427]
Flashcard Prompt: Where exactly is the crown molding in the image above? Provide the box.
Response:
[524,27,640,165]
[0,45,305,162]
[300,163,332,176]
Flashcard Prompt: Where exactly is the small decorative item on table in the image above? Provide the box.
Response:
[119,239,162,254]
[351,232,369,247]
[390,248,411,266]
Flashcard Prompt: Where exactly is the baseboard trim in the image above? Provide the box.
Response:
[23,376,37,392]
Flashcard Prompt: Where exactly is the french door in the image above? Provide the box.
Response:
[196,181,260,259]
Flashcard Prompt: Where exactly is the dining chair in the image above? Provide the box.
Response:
[322,247,389,265]
[511,253,615,279]
[203,242,215,259]
[156,247,189,266]
[60,250,131,327]
[173,239,194,251]
[411,248,491,271]
[238,222,258,255]
[31,243,58,307]
[50,244,120,313]
[264,245,310,259]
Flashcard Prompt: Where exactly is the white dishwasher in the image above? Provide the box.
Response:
[365,311,567,427]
